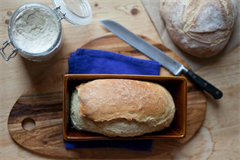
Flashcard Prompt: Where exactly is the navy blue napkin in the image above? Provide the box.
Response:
[66,49,161,152]
[69,49,160,75]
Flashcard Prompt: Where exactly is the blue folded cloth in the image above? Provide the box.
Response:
[69,49,160,75]
[66,49,161,152]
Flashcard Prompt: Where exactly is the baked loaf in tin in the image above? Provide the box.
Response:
[70,79,175,137]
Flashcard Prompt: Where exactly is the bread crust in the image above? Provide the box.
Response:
[159,0,238,58]
[71,79,175,137]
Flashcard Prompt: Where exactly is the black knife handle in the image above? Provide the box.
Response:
[184,69,223,99]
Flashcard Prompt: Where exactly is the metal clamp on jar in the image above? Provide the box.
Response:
[0,0,92,62]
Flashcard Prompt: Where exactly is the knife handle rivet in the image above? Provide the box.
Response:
[216,91,220,95]
[204,83,208,86]
[193,75,196,79]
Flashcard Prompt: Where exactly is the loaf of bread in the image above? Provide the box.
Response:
[70,79,175,137]
[159,0,238,58]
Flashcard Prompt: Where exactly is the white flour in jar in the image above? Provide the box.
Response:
[12,7,59,53]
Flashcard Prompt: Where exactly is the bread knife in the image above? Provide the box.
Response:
[100,19,223,99]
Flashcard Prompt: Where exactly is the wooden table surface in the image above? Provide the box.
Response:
[0,0,239,159]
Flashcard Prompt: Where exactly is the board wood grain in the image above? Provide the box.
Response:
[8,34,206,159]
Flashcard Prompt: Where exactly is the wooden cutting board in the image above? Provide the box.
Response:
[7,34,206,159]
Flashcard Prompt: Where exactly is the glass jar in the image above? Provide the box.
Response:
[0,0,92,62]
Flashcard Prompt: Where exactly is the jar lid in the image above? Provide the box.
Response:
[52,0,92,26]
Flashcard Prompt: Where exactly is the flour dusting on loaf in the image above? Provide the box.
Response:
[71,79,175,137]
[159,0,238,58]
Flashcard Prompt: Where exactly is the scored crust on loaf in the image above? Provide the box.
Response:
[159,0,238,58]
[70,79,176,137]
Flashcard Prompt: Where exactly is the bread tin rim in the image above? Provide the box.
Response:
[63,74,187,141]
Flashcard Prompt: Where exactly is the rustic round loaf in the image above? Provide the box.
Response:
[159,0,238,58]
[70,79,175,137]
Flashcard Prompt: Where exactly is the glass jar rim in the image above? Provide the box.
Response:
[52,0,92,26]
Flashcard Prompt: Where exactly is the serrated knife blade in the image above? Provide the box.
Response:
[100,19,223,99]
[100,20,185,75]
